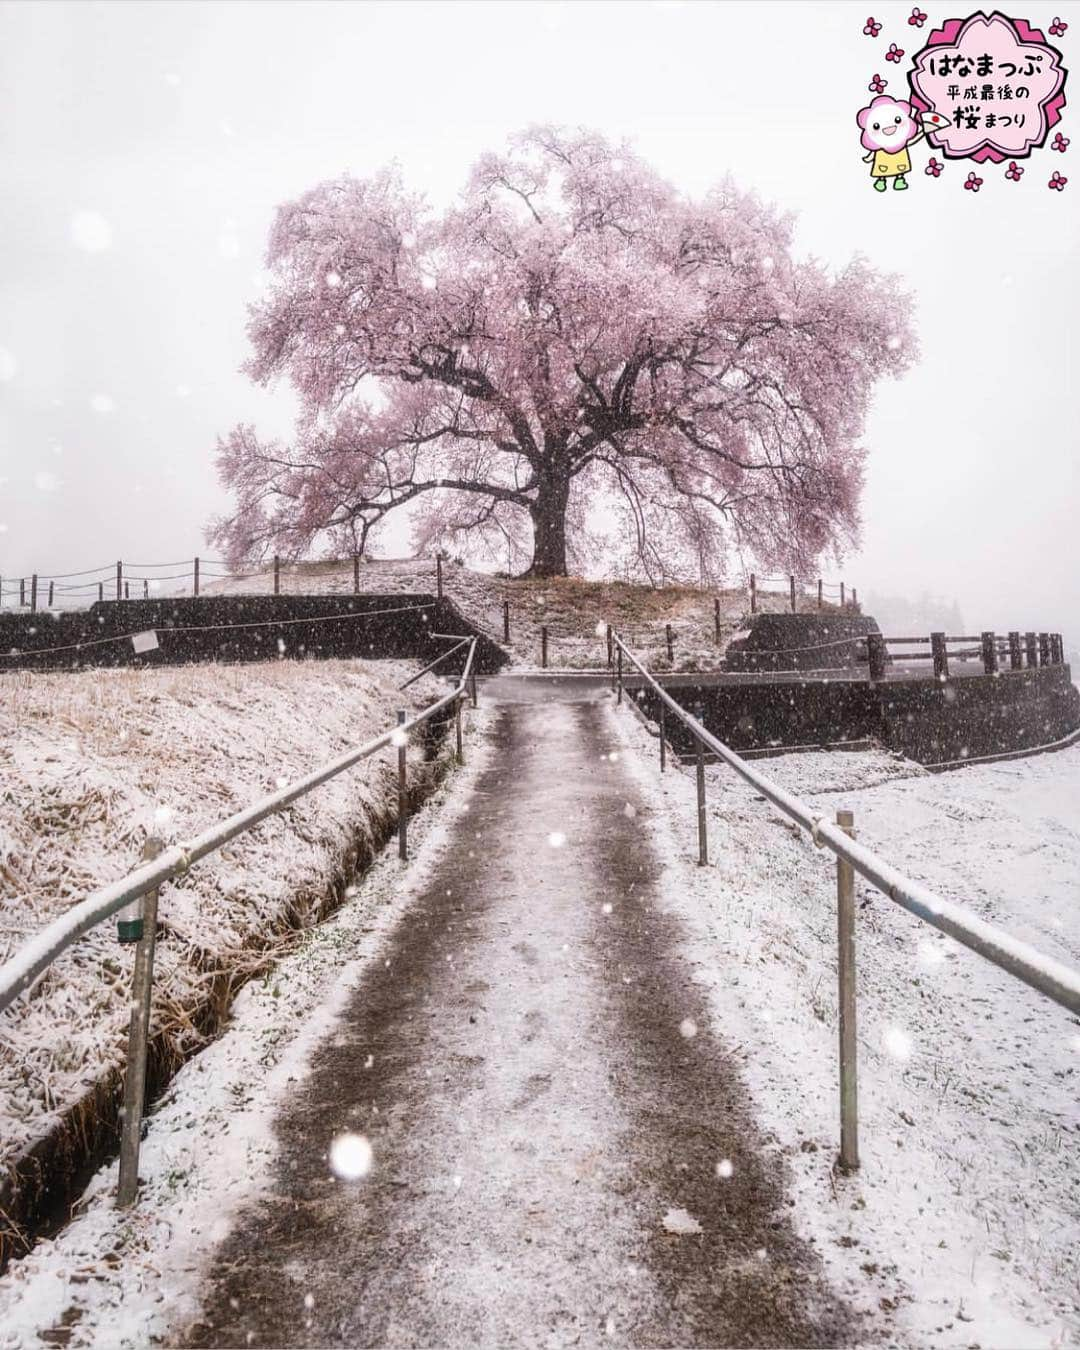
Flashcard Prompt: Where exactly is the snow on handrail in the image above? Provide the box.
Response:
[0,638,478,1015]
[611,631,1080,1017]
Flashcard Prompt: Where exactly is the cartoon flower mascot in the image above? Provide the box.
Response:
[857,96,927,191]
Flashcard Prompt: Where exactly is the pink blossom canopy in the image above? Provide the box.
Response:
[210,125,916,581]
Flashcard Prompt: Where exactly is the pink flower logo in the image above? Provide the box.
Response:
[1052,132,1070,153]
[885,42,905,63]
[1048,17,1068,37]
[908,7,928,26]
[863,16,882,37]
[964,171,983,192]
[1049,171,1068,191]
[868,73,888,93]
[1004,161,1024,181]
[925,157,943,177]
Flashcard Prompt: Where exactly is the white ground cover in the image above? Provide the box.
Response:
[0,703,495,1349]
[615,701,1080,1349]
[0,658,442,1176]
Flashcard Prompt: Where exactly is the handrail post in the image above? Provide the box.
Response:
[470,669,478,708]
[117,836,164,1208]
[193,556,200,597]
[817,578,823,611]
[541,625,548,669]
[714,597,721,644]
[836,810,859,1173]
[1039,632,1050,668]
[455,694,464,766]
[659,701,666,773]
[606,623,613,668]
[1008,630,1022,671]
[931,631,948,679]
[867,632,886,683]
[436,556,443,600]
[503,599,510,643]
[273,555,280,595]
[617,644,623,705]
[789,575,796,613]
[749,573,756,614]
[665,622,674,664]
[397,711,408,860]
[695,736,708,866]
[1025,631,1038,669]
[353,554,360,594]
[981,631,998,676]
[30,574,37,614]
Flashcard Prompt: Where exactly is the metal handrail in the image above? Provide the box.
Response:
[0,637,478,1016]
[398,635,470,690]
[612,630,1080,1017]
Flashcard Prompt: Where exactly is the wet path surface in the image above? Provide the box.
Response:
[182,685,855,1348]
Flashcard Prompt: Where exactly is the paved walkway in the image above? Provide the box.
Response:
[181,682,854,1348]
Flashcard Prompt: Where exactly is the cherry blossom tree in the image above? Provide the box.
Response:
[210,126,915,581]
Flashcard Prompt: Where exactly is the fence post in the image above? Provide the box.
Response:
[817,579,823,611]
[48,581,54,608]
[666,623,674,664]
[19,578,24,608]
[840,581,846,610]
[436,556,443,600]
[714,596,721,644]
[143,580,149,600]
[1054,633,1064,664]
[981,631,998,676]
[931,631,948,679]
[353,554,360,594]
[617,644,623,705]
[1039,632,1050,668]
[541,625,548,669]
[659,702,666,773]
[30,575,38,614]
[397,711,408,861]
[193,557,200,597]
[852,587,858,613]
[789,575,796,613]
[503,600,510,643]
[124,581,130,601]
[749,573,757,614]
[455,695,464,765]
[273,555,280,595]
[1008,631,1022,671]
[606,624,613,668]
[117,835,164,1208]
[696,736,708,866]
[1025,631,1038,669]
[867,632,886,682]
[116,561,122,602]
[836,809,859,1173]
[98,581,104,603]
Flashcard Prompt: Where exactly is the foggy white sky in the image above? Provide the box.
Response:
[0,0,1077,633]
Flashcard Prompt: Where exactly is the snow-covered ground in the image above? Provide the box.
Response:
[615,705,1080,1348]
[0,704,496,1350]
[0,658,442,1178]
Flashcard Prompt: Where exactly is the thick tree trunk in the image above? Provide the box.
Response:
[525,475,570,577]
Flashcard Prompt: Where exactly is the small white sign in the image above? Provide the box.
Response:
[131,630,159,654]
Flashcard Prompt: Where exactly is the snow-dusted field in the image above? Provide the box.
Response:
[616,707,1080,1348]
[0,658,441,1177]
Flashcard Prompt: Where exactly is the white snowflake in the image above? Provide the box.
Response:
[679,1018,698,1039]
[329,1132,373,1180]
[70,210,113,252]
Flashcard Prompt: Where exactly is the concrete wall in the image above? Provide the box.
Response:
[0,594,509,676]
[637,665,1080,766]
[724,611,884,673]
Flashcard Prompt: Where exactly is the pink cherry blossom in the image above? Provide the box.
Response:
[1052,132,1069,153]
[1004,161,1024,181]
[1048,17,1068,37]
[863,17,882,37]
[1049,171,1068,191]
[885,43,905,63]
[925,157,943,177]
[868,73,887,94]
[210,127,915,581]
[908,7,927,26]
[964,171,983,192]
